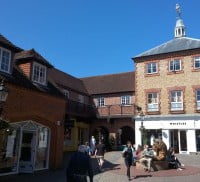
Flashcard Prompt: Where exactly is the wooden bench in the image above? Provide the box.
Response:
[136,160,169,171]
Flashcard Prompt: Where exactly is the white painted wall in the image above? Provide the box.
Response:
[187,130,196,153]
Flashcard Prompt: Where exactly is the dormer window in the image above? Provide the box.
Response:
[32,62,47,85]
[0,47,11,73]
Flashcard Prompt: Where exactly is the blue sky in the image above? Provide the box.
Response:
[1,0,200,77]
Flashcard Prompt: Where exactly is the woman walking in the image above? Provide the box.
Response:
[122,141,135,181]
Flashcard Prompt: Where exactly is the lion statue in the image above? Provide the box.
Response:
[152,139,167,161]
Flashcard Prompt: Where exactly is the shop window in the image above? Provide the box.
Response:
[0,128,20,174]
[196,130,200,152]
[147,93,159,111]
[35,127,49,170]
[170,91,183,111]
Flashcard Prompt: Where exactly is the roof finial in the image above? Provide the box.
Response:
[175,3,181,18]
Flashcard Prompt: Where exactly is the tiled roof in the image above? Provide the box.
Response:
[15,49,53,68]
[81,72,135,95]
[0,66,63,97]
[0,34,22,52]
[49,68,88,94]
[134,37,200,58]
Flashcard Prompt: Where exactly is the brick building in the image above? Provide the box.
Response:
[81,72,136,147]
[133,6,200,154]
[0,35,66,176]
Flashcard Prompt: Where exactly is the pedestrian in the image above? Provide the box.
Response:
[139,144,154,172]
[95,140,106,172]
[122,141,135,181]
[85,141,91,156]
[90,136,96,155]
[66,145,93,182]
[167,147,184,170]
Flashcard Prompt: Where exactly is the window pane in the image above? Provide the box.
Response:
[174,60,181,70]
[194,57,200,68]
[170,61,174,71]
[1,50,10,72]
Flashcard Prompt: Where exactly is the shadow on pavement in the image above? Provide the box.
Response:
[91,158,120,175]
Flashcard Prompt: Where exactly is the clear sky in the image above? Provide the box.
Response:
[1,0,200,78]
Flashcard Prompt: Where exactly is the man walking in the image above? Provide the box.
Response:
[95,140,106,172]
[66,145,93,182]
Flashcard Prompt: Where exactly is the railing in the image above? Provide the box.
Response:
[66,99,95,118]
[96,104,135,118]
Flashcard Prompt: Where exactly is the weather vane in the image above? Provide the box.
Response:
[175,3,181,18]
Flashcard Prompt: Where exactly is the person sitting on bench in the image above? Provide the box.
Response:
[139,144,154,172]
[167,147,184,170]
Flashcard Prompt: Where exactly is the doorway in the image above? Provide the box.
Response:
[19,131,36,173]
[170,130,179,153]
[179,130,187,152]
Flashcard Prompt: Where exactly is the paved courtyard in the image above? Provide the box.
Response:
[1,151,200,182]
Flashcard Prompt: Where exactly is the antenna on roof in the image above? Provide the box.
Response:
[175,3,181,18]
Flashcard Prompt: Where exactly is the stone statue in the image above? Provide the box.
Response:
[176,3,181,18]
[152,139,167,161]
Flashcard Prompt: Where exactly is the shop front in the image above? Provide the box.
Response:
[64,119,89,152]
[0,121,50,176]
[135,116,200,154]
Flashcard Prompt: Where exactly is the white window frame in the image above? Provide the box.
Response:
[97,97,105,107]
[169,59,181,72]
[196,90,200,110]
[78,94,84,103]
[194,56,200,69]
[63,89,69,98]
[170,91,183,111]
[32,62,47,85]
[146,62,157,74]
[0,47,11,73]
[121,95,131,105]
[147,93,159,112]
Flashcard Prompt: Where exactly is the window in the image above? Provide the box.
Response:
[121,96,131,105]
[32,62,47,85]
[170,91,183,110]
[194,56,200,69]
[147,62,157,74]
[0,47,11,73]
[196,90,200,110]
[78,95,84,103]
[147,93,159,111]
[97,97,105,107]
[63,89,69,98]
[169,59,181,72]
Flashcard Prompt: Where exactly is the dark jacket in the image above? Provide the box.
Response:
[66,152,93,182]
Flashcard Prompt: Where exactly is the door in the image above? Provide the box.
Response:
[19,131,36,173]
[170,130,179,153]
[179,130,187,153]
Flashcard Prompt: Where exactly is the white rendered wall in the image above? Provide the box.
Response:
[187,130,196,153]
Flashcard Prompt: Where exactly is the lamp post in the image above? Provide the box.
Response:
[139,111,145,146]
[0,80,9,129]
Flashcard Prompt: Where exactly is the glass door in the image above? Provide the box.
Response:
[179,130,187,153]
[19,131,36,173]
[170,130,179,153]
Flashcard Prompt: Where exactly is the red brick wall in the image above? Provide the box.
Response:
[18,62,31,79]
[3,83,66,169]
